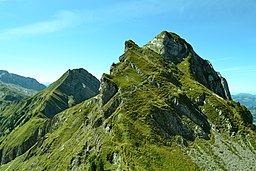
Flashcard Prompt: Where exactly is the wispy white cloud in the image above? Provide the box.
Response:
[0,1,184,40]
[0,10,86,39]
[219,66,256,73]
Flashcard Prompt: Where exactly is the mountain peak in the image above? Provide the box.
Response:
[124,40,139,52]
[144,31,231,100]
[144,31,193,64]
[48,68,100,110]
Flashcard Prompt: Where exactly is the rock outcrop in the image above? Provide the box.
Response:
[99,74,118,106]
[57,69,100,103]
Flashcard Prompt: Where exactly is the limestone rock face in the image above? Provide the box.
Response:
[145,31,192,64]
[41,68,100,118]
[99,74,118,106]
[145,31,231,100]
[189,55,231,100]
[0,70,46,91]
[57,68,100,104]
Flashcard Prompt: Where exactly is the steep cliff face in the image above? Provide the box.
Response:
[145,31,231,100]
[0,68,100,165]
[0,70,46,91]
[0,31,255,171]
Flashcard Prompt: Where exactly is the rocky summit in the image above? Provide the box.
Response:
[145,31,231,100]
[0,31,255,171]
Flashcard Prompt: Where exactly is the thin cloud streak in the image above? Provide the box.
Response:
[0,10,85,40]
[219,66,256,73]
[0,1,187,40]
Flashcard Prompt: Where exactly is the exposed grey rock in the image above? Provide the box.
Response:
[144,31,232,100]
[172,97,211,137]
[152,107,195,140]
[99,74,118,106]
[43,68,100,118]
[188,130,256,171]
[57,68,100,104]
[189,57,231,100]
[144,31,191,64]
[102,98,120,120]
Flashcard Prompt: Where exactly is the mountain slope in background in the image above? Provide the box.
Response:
[250,107,256,123]
[232,93,256,108]
[0,70,46,91]
[0,82,37,107]
[0,70,45,107]
[0,31,255,171]
[232,93,256,123]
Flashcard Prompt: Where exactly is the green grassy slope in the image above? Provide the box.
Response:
[0,82,37,107]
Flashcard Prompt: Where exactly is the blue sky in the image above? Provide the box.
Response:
[0,0,255,94]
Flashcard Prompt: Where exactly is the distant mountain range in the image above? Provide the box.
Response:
[0,70,46,91]
[232,93,256,123]
[232,93,256,108]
